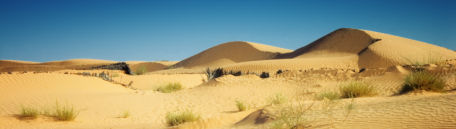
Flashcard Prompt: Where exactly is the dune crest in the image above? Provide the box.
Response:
[276,28,456,68]
[171,41,292,68]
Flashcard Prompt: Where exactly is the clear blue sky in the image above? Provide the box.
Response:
[1,0,455,62]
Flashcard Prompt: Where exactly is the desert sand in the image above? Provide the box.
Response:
[1,28,455,129]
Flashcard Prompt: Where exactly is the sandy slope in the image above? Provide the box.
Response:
[171,41,292,68]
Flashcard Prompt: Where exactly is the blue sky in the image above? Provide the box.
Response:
[1,0,455,62]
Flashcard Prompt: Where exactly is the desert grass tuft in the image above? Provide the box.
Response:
[19,106,39,119]
[340,81,376,98]
[315,91,340,101]
[166,110,200,126]
[269,102,314,129]
[54,102,79,121]
[399,71,445,94]
[157,82,183,93]
[235,100,247,111]
[269,94,287,105]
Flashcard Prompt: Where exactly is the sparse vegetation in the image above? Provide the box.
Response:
[399,71,445,94]
[157,82,183,93]
[54,102,79,121]
[315,91,340,101]
[19,106,39,119]
[166,110,200,126]
[235,100,247,111]
[340,81,376,98]
[269,102,314,129]
[269,94,287,105]
[135,66,147,75]
[18,101,79,121]
[205,67,224,81]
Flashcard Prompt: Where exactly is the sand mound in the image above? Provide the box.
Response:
[172,41,292,68]
[277,28,374,58]
[127,62,169,74]
[276,28,456,68]
[0,60,38,66]
[0,59,124,72]
[358,30,456,68]
[41,59,116,66]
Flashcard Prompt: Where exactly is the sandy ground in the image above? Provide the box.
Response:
[1,28,456,129]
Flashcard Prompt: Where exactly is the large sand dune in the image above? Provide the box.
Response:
[220,28,456,73]
[280,28,456,68]
[171,41,292,68]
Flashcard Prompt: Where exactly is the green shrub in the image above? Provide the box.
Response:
[269,94,287,105]
[235,100,247,111]
[340,81,376,98]
[54,102,78,121]
[399,71,445,94]
[20,106,39,119]
[157,83,183,93]
[166,110,200,126]
[315,91,340,100]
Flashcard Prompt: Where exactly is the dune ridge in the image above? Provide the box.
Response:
[219,28,456,73]
[171,41,292,68]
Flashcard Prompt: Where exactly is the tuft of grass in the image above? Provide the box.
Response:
[235,100,247,111]
[20,106,39,119]
[166,110,200,126]
[269,102,314,129]
[157,82,183,93]
[269,94,287,105]
[399,71,445,94]
[54,102,78,121]
[315,91,340,101]
[120,110,130,118]
[340,81,376,98]
[135,66,147,75]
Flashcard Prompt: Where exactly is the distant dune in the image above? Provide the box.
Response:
[41,59,117,66]
[171,41,292,68]
[0,59,177,73]
[127,61,177,73]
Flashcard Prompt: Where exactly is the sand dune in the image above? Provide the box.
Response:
[41,59,117,66]
[127,62,170,73]
[171,41,292,68]
[0,59,118,72]
[221,28,456,73]
[359,30,456,68]
[0,59,176,73]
